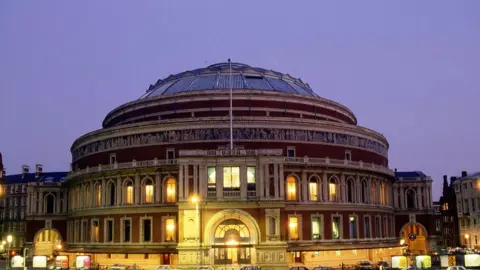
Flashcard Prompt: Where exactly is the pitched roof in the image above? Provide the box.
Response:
[395,171,427,179]
[3,171,68,184]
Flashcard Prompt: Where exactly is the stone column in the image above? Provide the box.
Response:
[241,164,247,199]
[184,165,190,199]
[155,172,161,203]
[301,170,307,201]
[400,186,405,209]
[193,164,198,194]
[178,164,184,200]
[116,176,122,206]
[322,172,328,201]
[417,186,422,209]
[264,164,270,197]
[258,161,264,198]
[56,191,61,213]
[101,179,106,206]
[216,165,223,199]
[135,174,140,204]
[340,174,346,202]
[38,192,44,214]
[198,165,206,198]
[279,164,285,198]
[273,164,279,198]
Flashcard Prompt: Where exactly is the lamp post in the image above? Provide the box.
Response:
[191,196,200,269]
[6,234,12,270]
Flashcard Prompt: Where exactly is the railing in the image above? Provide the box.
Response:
[68,159,177,178]
[179,148,283,157]
[68,156,392,178]
[284,157,394,176]
[223,190,241,197]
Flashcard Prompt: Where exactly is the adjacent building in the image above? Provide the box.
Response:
[452,171,480,249]
[24,62,403,269]
[438,175,460,248]
[0,163,67,253]
[393,170,441,254]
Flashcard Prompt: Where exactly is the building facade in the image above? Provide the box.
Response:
[25,62,403,269]
[452,171,480,249]
[0,163,67,253]
[393,171,441,255]
[439,175,460,248]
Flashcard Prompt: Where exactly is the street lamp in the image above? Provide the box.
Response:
[191,196,200,268]
[6,234,12,270]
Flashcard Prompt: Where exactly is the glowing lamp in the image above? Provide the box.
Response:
[7,235,12,243]
[400,239,405,245]
[191,196,198,204]
[465,234,470,239]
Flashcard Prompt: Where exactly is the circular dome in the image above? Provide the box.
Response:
[139,62,319,99]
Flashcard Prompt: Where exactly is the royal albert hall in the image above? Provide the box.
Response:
[63,62,402,269]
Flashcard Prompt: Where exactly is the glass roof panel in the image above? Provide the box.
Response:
[146,80,178,98]
[264,77,297,93]
[287,81,313,96]
[243,76,273,90]
[216,75,245,89]
[163,76,196,94]
[186,75,218,91]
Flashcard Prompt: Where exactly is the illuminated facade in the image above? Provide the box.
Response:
[452,171,480,249]
[393,170,441,255]
[26,62,402,269]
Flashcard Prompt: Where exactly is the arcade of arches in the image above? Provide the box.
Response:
[401,223,428,254]
[34,229,62,256]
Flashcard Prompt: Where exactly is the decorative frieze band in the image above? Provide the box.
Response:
[72,128,388,161]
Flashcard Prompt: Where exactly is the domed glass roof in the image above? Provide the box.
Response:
[139,62,319,99]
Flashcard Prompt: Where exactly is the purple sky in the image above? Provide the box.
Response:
[1,1,479,199]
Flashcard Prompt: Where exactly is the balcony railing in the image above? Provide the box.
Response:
[179,148,283,157]
[284,157,394,176]
[68,156,392,179]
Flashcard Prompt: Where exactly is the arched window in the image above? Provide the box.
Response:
[346,178,354,203]
[45,194,55,214]
[372,181,378,204]
[95,183,102,207]
[361,180,368,203]
[308,177,318,201]
[144,178,154,204]
[286,176,297,201]
[165,178,176,203]
[108,181,116,206]
[406,189,416,209]
[124,180,134,205]
[329,178,338,201]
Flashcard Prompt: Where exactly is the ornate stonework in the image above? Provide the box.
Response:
[73,128,388,160]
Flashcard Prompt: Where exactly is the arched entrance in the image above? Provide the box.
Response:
[204,209,260,266]
[33,229,62,256]
[400,223,428,254]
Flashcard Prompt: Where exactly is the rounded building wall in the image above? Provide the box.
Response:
[59,62,398,268]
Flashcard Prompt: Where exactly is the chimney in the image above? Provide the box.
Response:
[35,164,43,177]
[450,176,457,186]
[462,171,468,178]
[22,165,30,176]
[394,168,397,173]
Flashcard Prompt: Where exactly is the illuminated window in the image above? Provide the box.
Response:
[309,179,318,201]
[312,216,323,240]
[329,178,337,201]
[442,203,449,210]
[208,167,216,191]
[289,216,299,240]
[166,178,176,203]
[332,216,341,239]
[84,185,90,208]
[92,220,99,242]
[96,184,102,207]
[145,179,154,204]
[247,166,256,192]
[380,183,386,205]
[165,218,175,241]
[125,181,133,205]
[223,167,240,189]
[287,176,297,201]
[349,216,357,238]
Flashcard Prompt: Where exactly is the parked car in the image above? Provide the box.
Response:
[241,266,261,270]
[290,267,309,270]
[356,261,373,270]
[312,266,334,270]
[446,266,467,270]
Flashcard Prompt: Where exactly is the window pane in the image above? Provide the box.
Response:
[166,219,175,241]
[124,220,131,242]
[329,181,336,201]
[349,216,357,238]
[364,217,371,238]
[144,219,151,242]
[312,217,322,240]
[309,182,318,201]
[289,217,299,239]
[126,185,133,204]
[223,167,240,189]
[332,216,341,239]
[145,184,153,203]
[247,167,256,183]
[287,177,297,200]
[166,179,176,202]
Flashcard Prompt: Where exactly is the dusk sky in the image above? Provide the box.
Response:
[1,1,479,199]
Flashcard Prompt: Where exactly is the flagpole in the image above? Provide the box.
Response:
[229,58,233,150]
